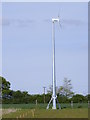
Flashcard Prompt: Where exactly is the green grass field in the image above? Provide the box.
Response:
[2,103,88,118]
[2,108,88,118]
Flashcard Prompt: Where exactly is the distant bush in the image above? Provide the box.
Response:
[78,105,82,108]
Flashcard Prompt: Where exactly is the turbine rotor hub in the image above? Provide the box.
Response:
[52,18,59,22]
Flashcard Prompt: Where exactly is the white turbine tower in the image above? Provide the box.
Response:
[47,16,61,109]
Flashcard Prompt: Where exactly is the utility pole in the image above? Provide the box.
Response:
[43,87,46,104]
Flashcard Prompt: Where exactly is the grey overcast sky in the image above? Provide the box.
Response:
[2,2,88,95]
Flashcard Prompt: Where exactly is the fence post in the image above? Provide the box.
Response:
[71,101,73,108]
[88,101,90,108]
[36,100,37,106]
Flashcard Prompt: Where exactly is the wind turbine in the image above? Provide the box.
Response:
[47,16,61,110]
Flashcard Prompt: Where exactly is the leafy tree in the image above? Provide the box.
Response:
[58,78,74,98]
[1,76,87,104]
[47,85,59,95]
[85,94,90,101]
[71,94,87,103]
[0,76,10,90]
[47,78,74,98]
[0,76,12,100]
[47,85,53,94]
[57,94,69,103]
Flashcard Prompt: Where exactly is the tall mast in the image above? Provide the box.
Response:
[46,17,61,110]
[52,21,56,109]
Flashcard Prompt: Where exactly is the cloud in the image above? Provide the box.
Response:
[1,18,87,28]
[44,18,87,27]
[62,19,87,26]
[1,18,35,27]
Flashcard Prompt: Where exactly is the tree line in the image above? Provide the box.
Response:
[0,76,89,104]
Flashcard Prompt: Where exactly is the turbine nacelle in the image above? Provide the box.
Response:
[52,18,60,22]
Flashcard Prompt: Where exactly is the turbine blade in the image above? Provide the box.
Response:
[60,23,62,28]
[43,19,51,23]
[57,10,63,29]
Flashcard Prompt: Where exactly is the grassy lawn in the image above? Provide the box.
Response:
[2,108,88,118]
[2,103,88,118]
